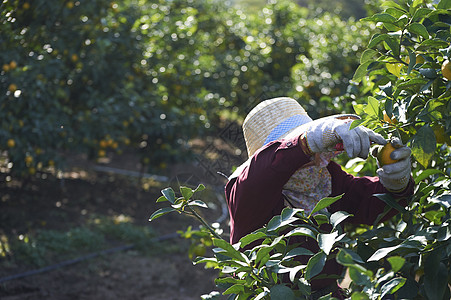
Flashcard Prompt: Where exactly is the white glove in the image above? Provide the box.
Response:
[305,117,387,159]
[375,138,412,192]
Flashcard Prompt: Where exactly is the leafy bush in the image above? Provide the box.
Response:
[0,0,372,178]
[150,0,451,299]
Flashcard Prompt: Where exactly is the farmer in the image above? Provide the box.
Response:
[225,97,414,299]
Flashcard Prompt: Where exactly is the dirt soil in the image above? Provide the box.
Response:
[0,150,233,300]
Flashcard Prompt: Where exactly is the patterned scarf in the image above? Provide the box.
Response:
[282,152,338,214]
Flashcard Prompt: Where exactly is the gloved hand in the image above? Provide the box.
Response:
[375,138,412,192]
[304,117,387,159]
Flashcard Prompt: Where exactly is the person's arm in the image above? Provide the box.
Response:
[327,161,414,225]
[226,135,311,244]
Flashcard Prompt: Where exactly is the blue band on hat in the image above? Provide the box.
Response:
[264,114,311,145]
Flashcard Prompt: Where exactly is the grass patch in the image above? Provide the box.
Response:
[1,215,168,268]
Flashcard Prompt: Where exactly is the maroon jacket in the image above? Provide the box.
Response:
[225,134,414,294]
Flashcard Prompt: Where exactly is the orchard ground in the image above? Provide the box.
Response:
[0,142,232,300]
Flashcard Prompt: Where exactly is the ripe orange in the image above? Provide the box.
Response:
[8,83,17,92]
[7,139,15,148]
[23,2,30,9]
[9,61,17,70]
[406,55,425,65]
[2,64,10,72]
[99,140,108,148]
[442,60,451,81]
[377,143,399,166]
[25,155,33,165]
[98,149,106,157]
[66,1,74,9]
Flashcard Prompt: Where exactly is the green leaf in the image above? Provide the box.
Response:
[255,236,284,267]
[368,34,390,49]
[270,285,295,300]
[353,103,365,115]
[188,200,208,208]
[353,61,371,82]
[156,195,168,203]
[418,39,450,51]
[161,187,176,204]
[408,23,429,39]
[411,125,436,168]
[313,213,329,226]
[305,251,327,280]
[318,232,338,255]
[180,186,194,200]
[284,247,313,260]
[193,183,205,193]
[360,49,378,64]
[266,215,282,232]
[438,0,451,9]
[351,292,370,300]
[286,227,317,240]
[330,211,352,230]
[397,78,428,89]
[149,207,176,221]
[213,238,248,263]
[381,277,406,298]
[407,49,416,75]
[425,250,448,300]
[364,13,398,24]
[414,169,444,184]
[374,193,408,214]
[364,96,380,118]
[387,256,405,272]
[288,265,306,283]
[349,118,368,130]
[309,194,343,217]
[349,267,371,286]
[336,248,365,265]
[381,1,407,12]
[223,283,245,295]
[412,8,432,21]
[239,231,267,248]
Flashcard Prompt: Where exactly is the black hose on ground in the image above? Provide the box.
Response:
[0,232,179,284]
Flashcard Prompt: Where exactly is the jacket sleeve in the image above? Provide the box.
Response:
[327,161,414,225]
[225,135,312,244]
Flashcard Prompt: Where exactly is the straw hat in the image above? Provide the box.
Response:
[243,97,313,157]
[229,97,357,179]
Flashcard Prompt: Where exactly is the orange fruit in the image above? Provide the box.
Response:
[9,61,17,70]
[99,140,108,148]
[406,55,425,65]
[71,54,78,62]
[8,84,17,92]
[377,143,399,166]
[25,155,33,165]
[2,64,10,72]
[23,2,30,9]
[98,149,106,157]
[442,60,451,81]
[7,139,15,148]
[66,1,74,9]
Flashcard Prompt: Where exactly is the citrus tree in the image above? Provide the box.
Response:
[0,0,370,178]
[150,0,451,299]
